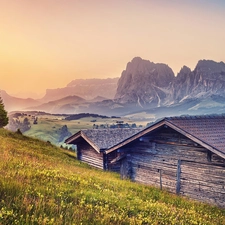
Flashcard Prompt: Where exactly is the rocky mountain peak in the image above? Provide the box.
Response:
[175,66,192,82]
[130,56,143,64]
[115,57,175,107]
[125,57,155,75]
[194,59,225,74]
[172,59,225,102]
[178,66,192,76]
[115,57,225,108]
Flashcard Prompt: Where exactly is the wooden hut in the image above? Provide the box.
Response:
[65,128,142,171]
[105,115,225,207]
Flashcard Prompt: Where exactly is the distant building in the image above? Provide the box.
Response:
[65,128,142,171]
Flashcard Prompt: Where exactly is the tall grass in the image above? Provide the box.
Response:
[0,128,225,224]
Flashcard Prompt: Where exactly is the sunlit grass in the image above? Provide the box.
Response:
[0,128,225,224]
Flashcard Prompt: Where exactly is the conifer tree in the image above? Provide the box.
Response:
[0,96,8,128]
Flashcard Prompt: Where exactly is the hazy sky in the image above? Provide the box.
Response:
[1,0,225,98]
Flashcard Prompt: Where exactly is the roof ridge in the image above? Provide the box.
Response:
[165,114,225,120]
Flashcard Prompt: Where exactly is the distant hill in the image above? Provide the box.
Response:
[64,113,110,120]
[0,90,41,112]
[41,78,119,102]
[88,96,108,102]
[27,95,87,114]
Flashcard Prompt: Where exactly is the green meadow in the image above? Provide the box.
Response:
[23,114,150,146]
[0,128,225,224]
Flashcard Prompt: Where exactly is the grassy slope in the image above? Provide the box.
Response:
[0,128,225,225]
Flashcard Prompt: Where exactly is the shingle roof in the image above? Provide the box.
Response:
[165,115,225,155]
[105,115,225,158]
[65,128,143,152]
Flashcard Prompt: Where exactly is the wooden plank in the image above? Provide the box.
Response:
[180,172,225,185]
[159,169,162,190]
[165,121,225,160]
[180,188,225,199]
[151,139,203,148]
[180,178,225,191]
[131,156,178,167]
[134,176,175,193]
[182,160,225,168]
[129,143,210,164]
[81,153,103,169]
[132,166,177,179]
[176,159,181,194]
[133,168,176,188]
[181,165,225,176]
[81,156,102,163]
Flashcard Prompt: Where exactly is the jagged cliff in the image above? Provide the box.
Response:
[115,57,225,108]
[172,60,225,102]
[115,57,175,107]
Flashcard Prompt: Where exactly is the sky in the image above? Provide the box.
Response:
[0,0,225,98]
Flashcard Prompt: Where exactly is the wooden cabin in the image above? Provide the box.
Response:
[105,115,225,207]
[65,128,142,171]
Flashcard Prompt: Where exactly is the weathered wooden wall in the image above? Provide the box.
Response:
[107,151,120,172]
[77,141,104,169]
[180,160,225,207]
[118,127,225,207]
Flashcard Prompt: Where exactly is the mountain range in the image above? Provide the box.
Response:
[0,90,41,112]
[41,78,118,102]
[115,57,225,107]
[1,57,225,118]
[112,57,225,117]
[0,78,118,113]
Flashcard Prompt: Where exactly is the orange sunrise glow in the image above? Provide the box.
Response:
[0,0,225,98]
